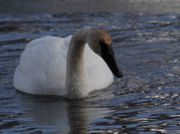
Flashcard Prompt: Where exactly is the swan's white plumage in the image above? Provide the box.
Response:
[14,35,114,96]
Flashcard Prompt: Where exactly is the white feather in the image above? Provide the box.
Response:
[14,35,113,96]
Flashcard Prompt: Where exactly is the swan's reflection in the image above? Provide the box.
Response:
[15,92,109,134]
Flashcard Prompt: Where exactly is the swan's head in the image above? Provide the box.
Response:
[86,29,123,78]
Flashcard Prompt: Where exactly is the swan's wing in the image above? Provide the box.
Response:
[14,36,71,95]
[84,44,114,92]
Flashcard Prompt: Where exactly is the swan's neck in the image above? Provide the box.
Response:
[66,30,89,99]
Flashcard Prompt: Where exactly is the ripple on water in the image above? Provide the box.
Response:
[0,12,180,133]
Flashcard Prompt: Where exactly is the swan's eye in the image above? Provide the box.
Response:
[99,41,113,55]
[99,40,107,47]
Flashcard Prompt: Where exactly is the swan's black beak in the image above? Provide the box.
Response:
[100,42,123,78]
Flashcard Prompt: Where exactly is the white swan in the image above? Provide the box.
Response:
[13,28,122,99]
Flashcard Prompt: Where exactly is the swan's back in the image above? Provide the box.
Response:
[14,36,113,96]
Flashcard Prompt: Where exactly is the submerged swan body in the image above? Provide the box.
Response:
[14,29,122,99]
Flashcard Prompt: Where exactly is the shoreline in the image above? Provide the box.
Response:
[0,0,180,14]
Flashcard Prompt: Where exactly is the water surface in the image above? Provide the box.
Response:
[0,4,180,134]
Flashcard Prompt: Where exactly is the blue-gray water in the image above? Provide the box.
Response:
[0,2,180,134]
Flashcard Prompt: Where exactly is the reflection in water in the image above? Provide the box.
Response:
[15,92,70,133]
[68,101,88,134]
[15,92,110,134]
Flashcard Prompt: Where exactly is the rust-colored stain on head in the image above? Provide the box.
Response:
[99,29,112,46]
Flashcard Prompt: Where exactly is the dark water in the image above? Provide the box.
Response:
[0,10,180,134]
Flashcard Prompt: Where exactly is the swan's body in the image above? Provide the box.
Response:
[14,29,122,99]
